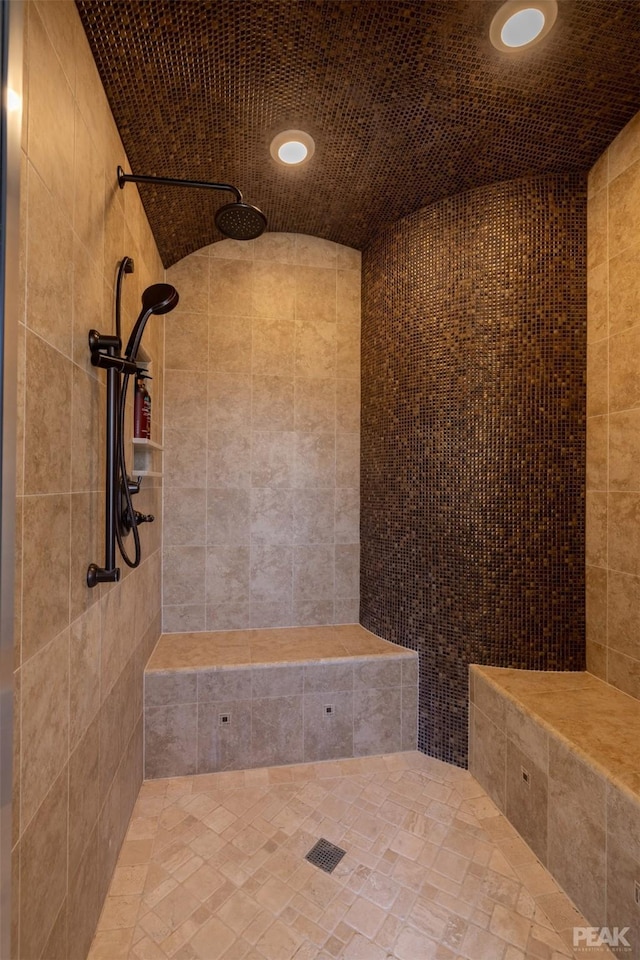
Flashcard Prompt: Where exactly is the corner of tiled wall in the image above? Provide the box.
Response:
[14,2,165,957]
[586,107,640,702]
[162,233,361,634]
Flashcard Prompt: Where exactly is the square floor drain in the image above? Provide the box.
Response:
[305,838,347,874]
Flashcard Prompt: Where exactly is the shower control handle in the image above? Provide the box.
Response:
[134,512,154,525]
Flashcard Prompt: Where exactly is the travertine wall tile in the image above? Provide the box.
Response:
[587,110,640,700]
[164,235,360,631]
[548,740,607,924]
[15,3,166,956]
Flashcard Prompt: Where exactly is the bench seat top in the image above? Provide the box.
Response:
[472,666,640,797]
[148,623,416,672]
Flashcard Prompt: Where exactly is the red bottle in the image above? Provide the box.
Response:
[134,372,152,439]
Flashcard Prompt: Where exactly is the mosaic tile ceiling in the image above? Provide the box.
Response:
[76,0,640,267]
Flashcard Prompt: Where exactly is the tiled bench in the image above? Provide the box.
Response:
[144,624,418,779]
[469,666,640,958]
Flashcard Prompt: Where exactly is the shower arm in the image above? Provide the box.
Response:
[117,165,243,203]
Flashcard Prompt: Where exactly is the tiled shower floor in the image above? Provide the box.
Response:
[87,752,611,960]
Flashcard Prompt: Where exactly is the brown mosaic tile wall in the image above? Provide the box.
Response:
[361,174,587,767]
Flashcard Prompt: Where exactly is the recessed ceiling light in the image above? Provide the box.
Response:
[490,0,557,52]
[270,129,315,166]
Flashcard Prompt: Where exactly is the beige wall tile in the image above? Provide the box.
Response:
[293,599,335,626]
[587,261,608,345]
[198,699,253,772]
[587,186,608,269]
[588,150,608,198]
[609,243,640,336]
[608,492,640,576]
[166,254,209,313]
[469,704,506,812]
[20,628,69,829]
[208,428,251,488]
[18,5,167,956]
[27,4,74,212]
[585,491,607,568]
[586,339,608,418]
[163,546,206,606]
[505,740,548,865]
[164,428,207,488]
[253,232,296,264]
[337,269,361,323]
[250,543,292,604]
[207,372,252,431]
[607,649,640,699]
[145,704,198,778]
[19,767,68,960]
[609,325,640,412]
[22,494,70,660]
[73,108,105,264]
[505,700,548,773]
[206,545,250,605]
[609,110,640,181]
[548,739,606,924]
[294,545,335,600]
[252,316,295,376]
[608,159,640,258]
[336,378,360,433]
[163,488,207,546]
[335,543,360,599]
[163,604,206,633]
[253,375,294,430]
[24,331,71,494]
[293,489,335,545]
[209,316,252,373]
[209,259,253,316]
[68,713,100,881]
[336,433,360,487]
[353,687,402,756]
[294,377,335,434]
[252,695,304,767]
[250,488,293,545]
[69,603,101,751]
[207,488,251,545]
[585,564,607,647]
[251,430,295,489]
[26,164,73,357]
[586,416,607,491]
[295,318,337,379]
[165,312,208,371]
[164,370,208,430]
[609,408,640,490]
[587,121,640,703]
[296,235,338,267]
[304,691,353,761]
[164,236,360,630]
[607,570,640,659]
[586,638,607,680]
[253,261,296,319]
[294,432,335,489]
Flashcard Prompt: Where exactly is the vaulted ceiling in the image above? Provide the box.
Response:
[77,0,640,267]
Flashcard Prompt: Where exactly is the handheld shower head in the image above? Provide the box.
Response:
[125,283,179,362]
[215,201,267,241]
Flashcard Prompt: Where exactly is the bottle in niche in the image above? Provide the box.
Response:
[134,372,152,439]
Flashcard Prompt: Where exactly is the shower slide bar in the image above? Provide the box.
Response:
[86,257,179,588]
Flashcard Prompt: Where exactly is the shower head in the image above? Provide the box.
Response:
[125,283,179,362]
[117,166,267,241]
[215,201,267,241]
